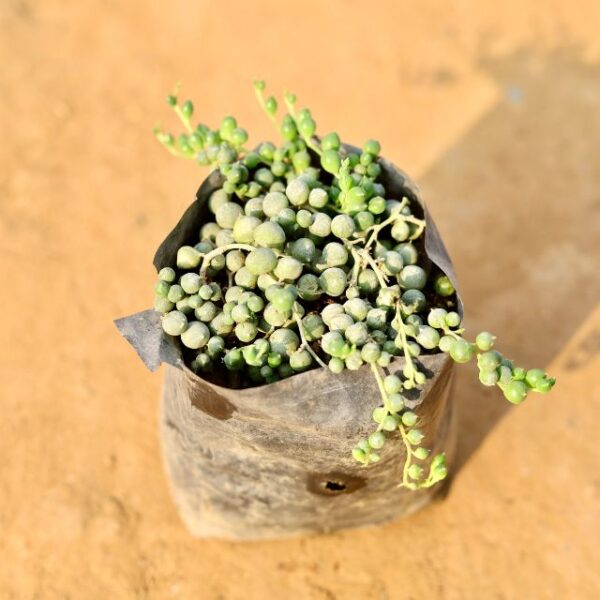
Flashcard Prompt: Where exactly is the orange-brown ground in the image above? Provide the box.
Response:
[1,1,599,598]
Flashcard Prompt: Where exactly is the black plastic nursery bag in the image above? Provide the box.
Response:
[115,150,462,539]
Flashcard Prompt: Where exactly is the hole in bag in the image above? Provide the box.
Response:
[306,472,366,496]
[324,480,347,492]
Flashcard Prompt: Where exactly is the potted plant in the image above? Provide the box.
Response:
[116,82,555,539]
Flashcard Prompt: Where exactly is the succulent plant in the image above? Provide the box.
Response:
[152,82,556,490]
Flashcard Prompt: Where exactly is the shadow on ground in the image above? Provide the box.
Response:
[419,44,600,472]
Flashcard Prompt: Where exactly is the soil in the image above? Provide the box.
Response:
[1,1,599,598]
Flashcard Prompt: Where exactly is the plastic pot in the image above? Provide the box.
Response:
[116,147,462,539]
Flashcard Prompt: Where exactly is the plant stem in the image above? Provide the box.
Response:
[357,249,388,287]
[440,323,465,340]
[254,86,279,130]
[370,362,391,413]
[405,216,425,240]
[347,245,363,289]
[283,92,322,157]
[397,422,417,489]
[306,138,323,156]
[370,363,415,488]
[393,302,417,384]
[199,243,256,279]
[173,107,193,133]
[363,199,409,250]
[293,310,328,368]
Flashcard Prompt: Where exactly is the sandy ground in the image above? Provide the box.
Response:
[1,1,600,598]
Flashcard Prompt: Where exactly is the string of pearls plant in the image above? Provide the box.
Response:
[152,82,556,490]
